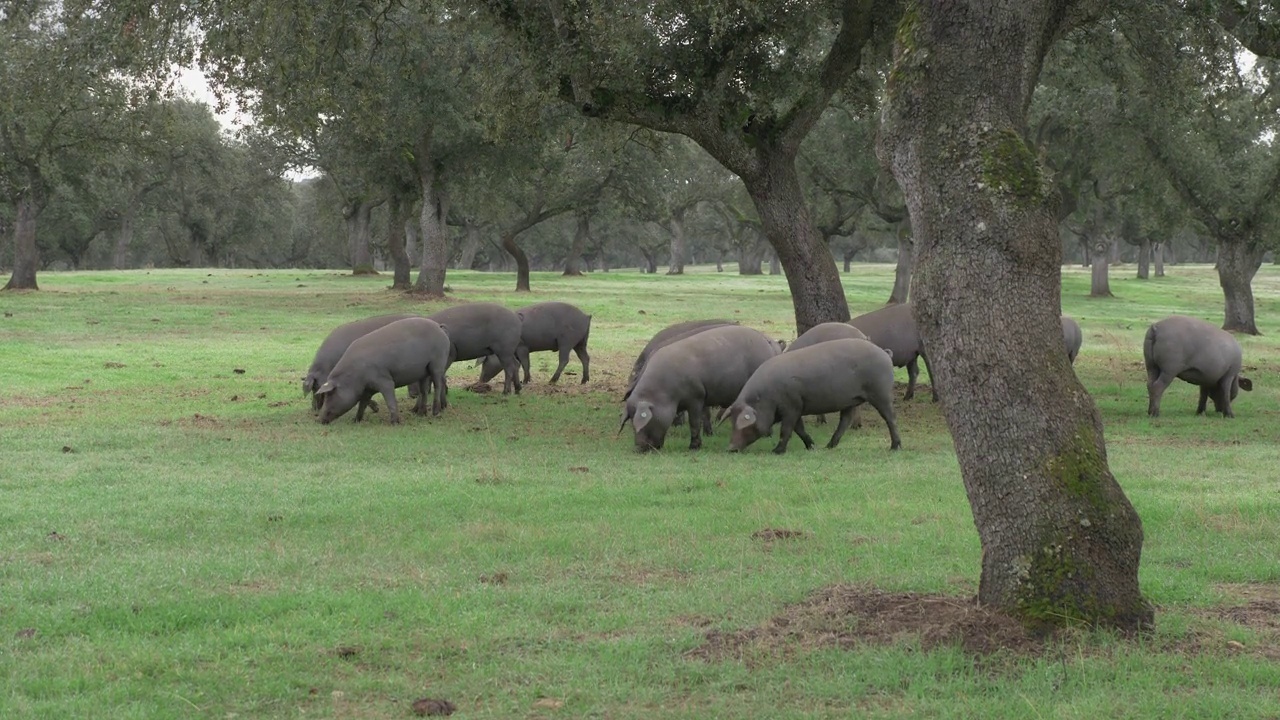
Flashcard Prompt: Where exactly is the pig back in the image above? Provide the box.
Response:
[647,325,781,407]
[849,303,920,366]
[428,302,522,361]
[787,322,868,353]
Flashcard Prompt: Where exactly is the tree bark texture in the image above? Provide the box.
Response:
[1217,239,1264,335]
[404,217,419,266]
[640,249,658,274]
[878,0,1151,631]
[741,159,845,333]
[889,232,913,304]
[386,195,412,290]
[1136,238,1150,280]
[666,209,686,275]
[414,146,449,296]
[503,231,532,291]
[1153,241,1164,277]
[738,240,765,275]
[768,251,782,275]
[1090,237,1113,297]
[4,193,40,290]
[564,214,590,276]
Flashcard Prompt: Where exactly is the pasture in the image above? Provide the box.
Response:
[2,264,1279,719]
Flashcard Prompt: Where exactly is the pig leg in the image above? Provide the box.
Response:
[573,342,590,383]
[904,357,919,401]
[687,399,706,450]
[355,391,375,422]
[431,371,446,415]
[412,379,429,415]
[792,416,816,450]
[519,346,533,384]
[549,345,571,383]
[500,352,522,395]
[826,406,857,449]
[1196,386,1210,415]
[1147,371,1175,417]
[922,353,939,402]
[373,379,402,424]
[1214,377,1234,418]
[867,393,902,450]
[702,408,714,437]
[772,410,807,454]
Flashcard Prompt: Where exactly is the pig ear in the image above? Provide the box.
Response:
[302,377,313,396]
[1239,376,1253,392]
[735,409,756,431]
[317,381,336,396]
[634,403,654,431]
[617,405,633,436]
[716,406,733,425]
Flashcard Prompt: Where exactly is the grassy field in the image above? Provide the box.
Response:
[2,263,1278,719]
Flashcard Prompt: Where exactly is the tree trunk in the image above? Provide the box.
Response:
[386,195,412,290]
[346,199,379,274]
[768,252,782,275]
[113,207,135,270]
[1080,236,1090,267]
[738,240,764,275]
[740,157,849,334]
[458,222,482,270]
[640,248,658,274]
[1217,239,1264,335]
[843,249,855,272]
[1136,238,1150,280]
[888,232,913,304]
[878,0,1151,632]
[1153,241,1164,277]
[563,214,590,276]
[5,193,41,290]
[413,137,448,296]
[596,239,610,272]
[503,231,532,291]
[715,249,724,272]
[666,210,686,275]
[1090,237,1113,297]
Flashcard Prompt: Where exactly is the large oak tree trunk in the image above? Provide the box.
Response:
[1217,239,1264,335]
[563,214,590,276]
[386,195,412,290]
[413,140,449,296]
[878,0,1151,632]
[1090,237,1113,297]
[4,193,41,290]
[640,249,658,274]
[741,158,848,334]
[404,217,419,266]
[1153,241,1164,277]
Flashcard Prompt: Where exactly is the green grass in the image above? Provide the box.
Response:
[1,263,1278,719]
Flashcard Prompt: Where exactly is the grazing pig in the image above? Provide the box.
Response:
[1062,315,1083,364]
[303,313,418,411]
[427,302,523,394]
[849,303,936,401]
[721,339,901,454]
[479,301,592,384]
[316,318,450,424]
[626,319,738,389]
[1144,315,1253,418]
[786,322,870,353]
[621,325,782,452]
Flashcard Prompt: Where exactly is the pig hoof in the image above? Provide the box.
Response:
[890,441,902,451]
[772,446,786,455]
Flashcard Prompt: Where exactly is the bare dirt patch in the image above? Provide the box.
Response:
[751,528,807,542]
[689,585,1036,664]
[689,585,1047,665]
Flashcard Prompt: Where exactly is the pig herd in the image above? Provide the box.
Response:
[303,300,1256,453]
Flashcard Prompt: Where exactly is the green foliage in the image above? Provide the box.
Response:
[1,265,1279,716]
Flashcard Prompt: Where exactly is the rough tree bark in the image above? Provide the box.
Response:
[1217,239,1265,334]
[1153,241,1164,277]
[4,192,41,290]
[386,194,412,290]
[1136,238,1150,279]
[563,214,591,276]
[878,0,1151,631]
[404,217,418,266]
[413,137,449,296]
[1090,236,1113,297]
